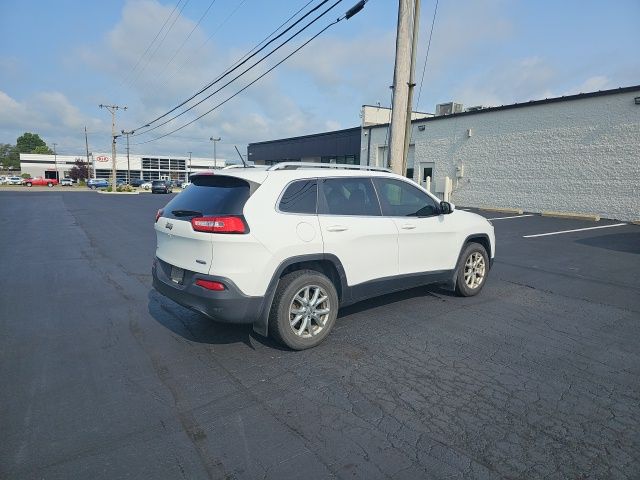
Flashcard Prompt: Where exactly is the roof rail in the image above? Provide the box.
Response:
[267,162,391,173]
[222,164,258,169]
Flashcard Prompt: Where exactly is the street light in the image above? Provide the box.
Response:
[209,137,221,165]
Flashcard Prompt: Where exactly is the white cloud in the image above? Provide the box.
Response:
[451,56,556,107]
[564,75,611,95]
[0,90,104,147]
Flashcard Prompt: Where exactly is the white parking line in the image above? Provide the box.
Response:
[488,214,535,220]
[523,223,627,238]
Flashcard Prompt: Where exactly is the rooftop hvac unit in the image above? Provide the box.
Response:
[465,105,484,112]
[435,102,464,116]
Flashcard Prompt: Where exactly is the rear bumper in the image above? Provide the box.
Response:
[152,258,263,324]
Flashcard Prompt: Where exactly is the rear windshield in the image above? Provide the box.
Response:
[162,175,251,219]
[152,180,166,185]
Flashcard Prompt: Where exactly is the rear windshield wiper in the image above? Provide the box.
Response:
[171,209,202,217]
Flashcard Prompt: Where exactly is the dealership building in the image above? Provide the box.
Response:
[19,152,226,182]
[248,85,640,221]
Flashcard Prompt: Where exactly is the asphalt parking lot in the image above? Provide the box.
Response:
[1,190,638,480]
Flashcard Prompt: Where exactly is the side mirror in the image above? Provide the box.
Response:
[440,201,454,215]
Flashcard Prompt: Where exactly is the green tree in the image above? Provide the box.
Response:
[16,132,48,154]
[33,145,53,154]
[0,143,19,171]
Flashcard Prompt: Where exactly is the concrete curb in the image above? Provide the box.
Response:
[479,207,524,215]
[541,211,600,221]
[631,220,640,226]
[96,190,140,195]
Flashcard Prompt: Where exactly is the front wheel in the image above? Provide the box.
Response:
[26,182,32,187]
[268,270,339,350]
[455,242,489,297]
[47,182,53,187]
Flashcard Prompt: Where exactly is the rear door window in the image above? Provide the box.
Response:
[163,175,251,219]
[278,179,317,214]
[318,178,381,216]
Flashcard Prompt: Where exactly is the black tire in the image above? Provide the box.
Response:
[268,270,339,350]
[455,242,489,297]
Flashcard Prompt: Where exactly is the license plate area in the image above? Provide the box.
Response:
[170,266,185,284]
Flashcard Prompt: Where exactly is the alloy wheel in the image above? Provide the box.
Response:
[464,252,486,289]
[288,285,331,338]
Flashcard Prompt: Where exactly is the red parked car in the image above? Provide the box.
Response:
[23,177,59,187]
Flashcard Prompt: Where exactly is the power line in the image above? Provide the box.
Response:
[415,0,439,110]
[132,0,334,133]
[120,0,184,89]
[143,0,312,113]
[129,0,192,87]
[132,1,367,146]
[144,0,219,93]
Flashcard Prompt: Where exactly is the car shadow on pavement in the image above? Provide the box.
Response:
[146,290,287,351]
[147,285,453,350]
[338,285,452,318]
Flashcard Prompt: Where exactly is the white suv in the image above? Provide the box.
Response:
[153,163,495,350]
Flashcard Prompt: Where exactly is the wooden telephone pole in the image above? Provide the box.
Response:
[99,104,126,189]
[388,0,421,176]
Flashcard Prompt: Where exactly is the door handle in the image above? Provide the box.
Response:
[326,225,348,232]
[401,224,416,230]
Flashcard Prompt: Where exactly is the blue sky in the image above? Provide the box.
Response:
[1,0,638,160]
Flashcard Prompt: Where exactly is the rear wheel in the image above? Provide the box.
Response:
[26,182,32,187]
[455,242,489,297]
[47,182,53,187]
[268,270,338,350]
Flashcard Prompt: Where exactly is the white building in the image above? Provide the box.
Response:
[362,85,640,222]
[19,152,226,182]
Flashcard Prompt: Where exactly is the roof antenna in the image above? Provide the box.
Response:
[234,145,248,168]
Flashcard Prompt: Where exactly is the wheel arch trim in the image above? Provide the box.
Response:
[252,254,347,337]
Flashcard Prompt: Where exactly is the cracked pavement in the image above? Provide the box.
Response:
[1,191,638,479]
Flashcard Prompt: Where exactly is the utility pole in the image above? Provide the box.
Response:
[84,126,91,181]
[52,142,58,180]
[187,151,192,181]
[99,104,127,189]
[210,137,221,166]
[388,0,420,176]
[402,0,421,177]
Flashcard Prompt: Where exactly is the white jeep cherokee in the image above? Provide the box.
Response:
[152,163,495,350]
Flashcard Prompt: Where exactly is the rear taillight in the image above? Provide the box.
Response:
[155,209,164,222]
[195,279,226,291]
[190,216,246,234]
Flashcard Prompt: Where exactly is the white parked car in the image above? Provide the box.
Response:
[181,181,191,189]
[7,176,22,185]
[60,177,74,186]
[152,163,495,350]
[141,182,152,190]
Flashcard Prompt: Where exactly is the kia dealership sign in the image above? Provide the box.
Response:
[96,155,110,162]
